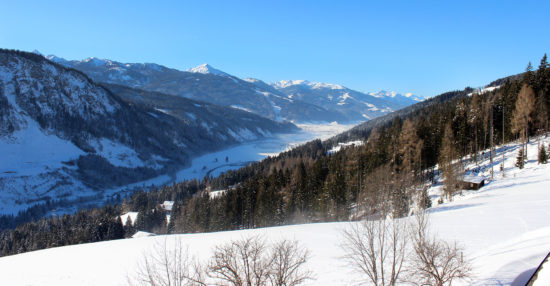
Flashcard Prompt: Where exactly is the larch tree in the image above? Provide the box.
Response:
[439,123,462,199]
[511,84,536,162]
[468,94,482,163]
[399,119,424,178]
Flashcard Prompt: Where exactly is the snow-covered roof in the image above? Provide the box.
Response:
[209,190,227,199]
[161,201,174,211]
[462,175,486,184]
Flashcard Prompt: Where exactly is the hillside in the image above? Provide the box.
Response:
[0,138,548,285]
[0,49,296,215]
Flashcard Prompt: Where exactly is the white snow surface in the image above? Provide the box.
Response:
[0,120,84,176]
[327,140,364,154]
[1,137,549,285]
[532,255,550,285]
[186,63,230,77]
[273,79,344,90]
[90,138,145,168]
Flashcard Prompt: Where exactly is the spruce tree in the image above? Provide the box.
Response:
[419,188,432,210]
[539,145,548,164]
[516,149,525,169]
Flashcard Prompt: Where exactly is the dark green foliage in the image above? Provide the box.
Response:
[516,149,525,169]
[420,188,432,210]
[0,206,125,257]
[539,145,548,164]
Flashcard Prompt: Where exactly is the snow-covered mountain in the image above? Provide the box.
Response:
[0,49,295,214]
[272,80,423,121]
[186,63,230,77]
[368,90,424,102]
[44,53,422,123]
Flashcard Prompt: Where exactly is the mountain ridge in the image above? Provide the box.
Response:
[41,52,422,123]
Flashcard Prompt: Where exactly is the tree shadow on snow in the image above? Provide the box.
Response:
[428,203,482,213]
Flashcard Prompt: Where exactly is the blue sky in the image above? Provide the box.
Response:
[1,0,549,97]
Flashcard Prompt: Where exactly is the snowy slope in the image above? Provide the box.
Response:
[1,137,549,285]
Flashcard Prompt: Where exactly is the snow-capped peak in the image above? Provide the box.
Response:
[82,57,109,67]
[45,54,70,65]
[186,63,229,77]
[272,80,344,90]
[367,90,423,101]
[369,90,398,98]
[32,50,43,56]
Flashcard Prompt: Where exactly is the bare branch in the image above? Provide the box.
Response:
[408,212,472,286]
[341,217,408,286]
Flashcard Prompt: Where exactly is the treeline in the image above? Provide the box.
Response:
[0,54,549,257]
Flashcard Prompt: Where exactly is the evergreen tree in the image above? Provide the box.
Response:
[419,188,432,210]
[516,148,525,169]
[524,62,534,86]
[538,145,548,164]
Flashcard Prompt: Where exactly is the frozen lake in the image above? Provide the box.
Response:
[111,122,356,194]
[174,122,356,181]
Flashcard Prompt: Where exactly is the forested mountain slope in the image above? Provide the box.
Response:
[0,49,296,215]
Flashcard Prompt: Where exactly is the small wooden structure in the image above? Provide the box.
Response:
[461,175,485,190]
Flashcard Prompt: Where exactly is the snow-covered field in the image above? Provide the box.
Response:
[1,137,548,285]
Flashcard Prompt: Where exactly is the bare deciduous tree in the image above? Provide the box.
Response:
[439,123,464,200]
[341,217,408,286]
[268,240,313,286]
[130,237,207,286]
[409,212,472,286]
[512,84,536,160]
[208,235,313,286]
[208,235,270,286]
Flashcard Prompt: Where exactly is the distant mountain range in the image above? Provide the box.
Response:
[0,49,295,213]
[41,52,423,123]
[271,80,422,121]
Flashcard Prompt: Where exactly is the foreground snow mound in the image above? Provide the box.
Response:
[0,139,549,285]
